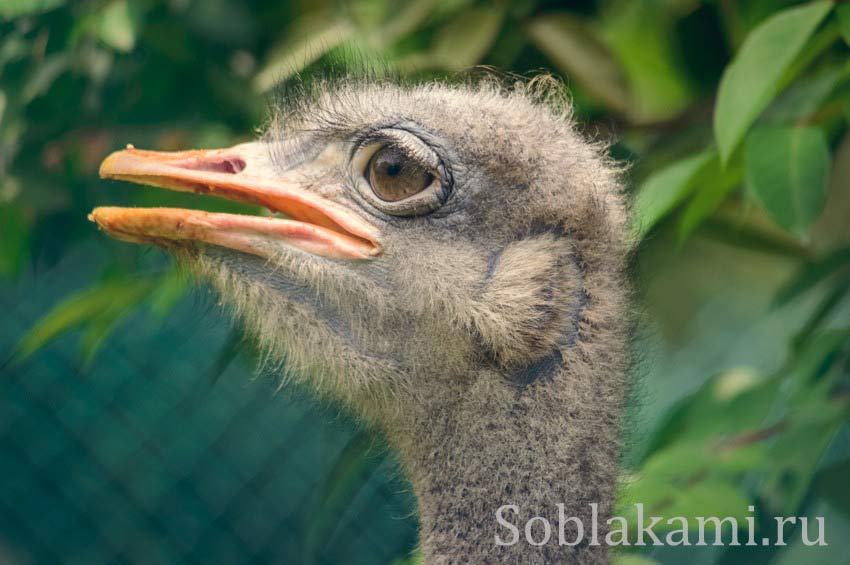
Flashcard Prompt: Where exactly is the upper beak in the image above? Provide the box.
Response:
[88,142,380,260]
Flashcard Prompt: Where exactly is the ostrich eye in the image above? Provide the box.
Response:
[352,129,448,217]
[367,145,433,202]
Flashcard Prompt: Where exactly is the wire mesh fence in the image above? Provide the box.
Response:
[0,243,417,565]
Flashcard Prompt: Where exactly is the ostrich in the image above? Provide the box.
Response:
[89,76,631,563]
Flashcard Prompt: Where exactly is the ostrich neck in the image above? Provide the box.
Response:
[389,359,625,564]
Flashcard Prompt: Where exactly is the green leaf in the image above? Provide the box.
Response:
[15,277,153,361]
[613,555,659,565]
[391,550,424,565]
[763,399,845,514]
[254,16,355,92]
[620,474,751,533]
[792,283,850,349]
[429,0,476,21]
[0,33,28,72]
[0,0,65,19]
[762,333,850,514]
[677,155,743,243]
[789,328,850,386]
[643,368,779,457]
[781,18,844,91]
[430,5,504,70]
[21,54,69,103]
[0,204,30,277]
[598,1,694,122]
[772,247,850,306]
[837,3,850,47]
[631,151,713,238]
[640,444,711,479]
[525,13,630,115]
[96,0,143,52]
[714,1,832,164]
[764,66,842,124]
[304,430,386,559]
[744,125,830,235]
[147,267,187,318]
[662,480,751,527]
[376,0,438,47]
[78,308,131,369]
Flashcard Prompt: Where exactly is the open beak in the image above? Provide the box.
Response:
[89,142,380,260]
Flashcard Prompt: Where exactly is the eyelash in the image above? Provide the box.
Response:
[362,141,419,177]
[352,127,441,169]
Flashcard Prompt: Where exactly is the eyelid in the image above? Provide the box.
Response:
[352,128,441,172]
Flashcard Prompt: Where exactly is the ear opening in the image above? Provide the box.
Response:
[470,231,585,370]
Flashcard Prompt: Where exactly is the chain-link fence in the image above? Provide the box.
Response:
[0,244,417,565]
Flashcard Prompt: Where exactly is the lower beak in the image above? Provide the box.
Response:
[89,143,380,260]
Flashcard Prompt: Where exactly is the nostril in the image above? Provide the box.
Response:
[175,157,246,174]
[223,158,246,174]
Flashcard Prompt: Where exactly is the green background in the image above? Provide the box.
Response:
[1,0,850,563]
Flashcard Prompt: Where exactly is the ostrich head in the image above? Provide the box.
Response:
[90,76,630,562]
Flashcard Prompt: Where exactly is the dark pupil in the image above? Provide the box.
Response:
[368,146,432,202]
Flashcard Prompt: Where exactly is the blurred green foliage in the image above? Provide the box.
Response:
[2,0,850,563]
